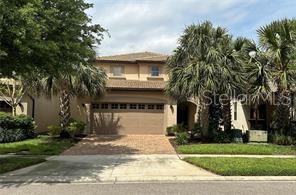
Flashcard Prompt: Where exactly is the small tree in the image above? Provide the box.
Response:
[0,78,24,116]
[41,65,107,138]
[0,73,39,116]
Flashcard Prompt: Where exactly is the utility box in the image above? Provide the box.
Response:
[248,130,268,142]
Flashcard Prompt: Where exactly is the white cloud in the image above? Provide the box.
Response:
[87,0,295,56]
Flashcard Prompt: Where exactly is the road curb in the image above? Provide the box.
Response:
[1,176,296,184]
[179,154,296,158]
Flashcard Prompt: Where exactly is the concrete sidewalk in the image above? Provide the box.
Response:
[0,154,215,183]
[1,154,296,183]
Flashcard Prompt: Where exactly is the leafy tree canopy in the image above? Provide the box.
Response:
[0,0,106,77]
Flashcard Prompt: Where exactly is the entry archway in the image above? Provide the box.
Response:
[177,101,197,130]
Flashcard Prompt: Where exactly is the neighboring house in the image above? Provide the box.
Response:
[0,51,273,134]
[232,101,274,132]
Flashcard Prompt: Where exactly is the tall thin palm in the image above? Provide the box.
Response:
[257,18,296,93]
[41,65,107,137]
[243,41,273,102]
[220,37,250,131]
[257,18,296,134]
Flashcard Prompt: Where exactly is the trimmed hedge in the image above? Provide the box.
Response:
[0,112,36,143]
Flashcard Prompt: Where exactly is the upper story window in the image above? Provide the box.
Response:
[111,65,123,76]
[151,66,160,77]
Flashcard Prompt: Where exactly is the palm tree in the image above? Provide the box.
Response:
[41,65,107,137]
[256,18,296,134]
[219,37,251,132]
[166,21,246,135]
[243,42,273,101]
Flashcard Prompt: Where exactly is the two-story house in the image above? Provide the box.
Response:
[0,51,272,135]
[2,52,178,135]
[89,52,177,134]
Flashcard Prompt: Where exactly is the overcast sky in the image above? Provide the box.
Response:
[87,0,296,56]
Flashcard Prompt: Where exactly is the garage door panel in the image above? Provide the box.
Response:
[93,112,122,134]
[93,105,164,135]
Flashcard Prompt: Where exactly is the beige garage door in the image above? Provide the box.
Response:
[92,103,164,135]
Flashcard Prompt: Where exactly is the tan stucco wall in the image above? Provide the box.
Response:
[16,90,177,134]
[7,60,173,134]
[166,104,177,128]
[19,96,87,132]
[96,62,168,81]
[231,100,250,132]
[187,102,197,130]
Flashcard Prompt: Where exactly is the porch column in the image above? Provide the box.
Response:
[85,103,93,134]
[167,99,177,127]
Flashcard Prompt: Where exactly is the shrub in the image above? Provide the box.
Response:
[232,129,243,143]
[269,134,295,145]
[175,132,190,145]
[209,129,243,143]
[213,130,232,143]
[47,125,61,137]
[242,131,249,143]
[166,124,187,136]
[66,119,86,137]
[0,112,36,143]
[190,123,203,139]
[166,126,175,136]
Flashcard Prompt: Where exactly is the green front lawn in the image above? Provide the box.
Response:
[0,157,45,174]
[177,144,296,155]
[0,136,75,155]
[184,157,296,176]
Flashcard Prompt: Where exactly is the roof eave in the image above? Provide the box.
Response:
[106,87,164,91]
[96,59,167,64]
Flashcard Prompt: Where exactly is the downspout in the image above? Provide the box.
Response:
[28,94,35,119]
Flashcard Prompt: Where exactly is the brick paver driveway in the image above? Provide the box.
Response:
[62,135,176,155]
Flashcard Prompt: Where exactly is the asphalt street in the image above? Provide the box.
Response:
[1,181,296,195]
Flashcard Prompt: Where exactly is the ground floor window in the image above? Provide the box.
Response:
[111,103,119,109]
[156,104,164,110]
[233,102,237,120]
[249,104,267,130]
[92,103,164,111]
[0,101,12,113]
[138,104,145,109]
[120,104,127,109]
[129,104,137,109]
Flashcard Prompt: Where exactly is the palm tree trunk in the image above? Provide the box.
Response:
[222,100,232,132]
[59,89,71,138]
[208,95,222,140]
[12,106,16,116]
[272,91,290,135]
